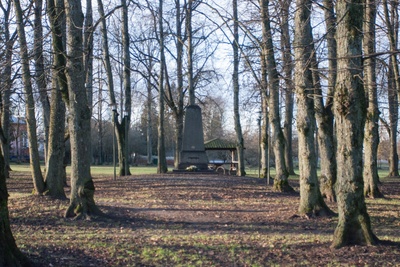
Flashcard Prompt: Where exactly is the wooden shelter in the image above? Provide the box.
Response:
[204,138,238,175]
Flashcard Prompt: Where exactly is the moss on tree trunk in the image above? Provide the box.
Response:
[332,0,378,248]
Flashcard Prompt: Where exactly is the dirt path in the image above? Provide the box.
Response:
[7,172,400,266]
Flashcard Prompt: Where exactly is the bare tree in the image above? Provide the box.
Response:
[0,0,15,178]
[363,0,383,198]
[385,60,399,177]
[187,0,195,106]
[171,0,185,168]
[45,0,67,199]
[63,0,102,219]
[146,51,154,165]
[84,0,94,168]
[98,0,131,176]
[382,0,400,177]
[33,0,50,165]
[233,0,246,176]
[332,0,378,248]
[119,0,132,176]
[260,0,292,190]
[157,0,168,173]
[294,0,332,216]
[314,0,337,202]
[13,0,45,194]
[279,0,296,176]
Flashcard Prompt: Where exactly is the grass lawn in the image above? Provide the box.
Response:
[10,163,269,177]
[10,163,159,176]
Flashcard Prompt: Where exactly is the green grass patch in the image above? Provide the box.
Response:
[10,163,159,176]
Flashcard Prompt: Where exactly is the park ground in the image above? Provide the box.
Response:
[6,166,400,266]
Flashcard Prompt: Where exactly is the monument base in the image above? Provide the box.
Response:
[178,150,209,170]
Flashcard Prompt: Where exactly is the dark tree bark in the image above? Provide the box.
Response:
[96,0,117,170]
[294,0,333,216]
[33,0,50,165]
[84,0,94,167]
[0,0,14,178]
[14,0,45,195]
[172,0,185,169]
[118,0,132,176]
[45,78,67,199]
[363,0,383,198]
[383,0,400,177]
[157,0,168,173]
[186,0,195,106]
[386,60,399,177]
[332,0,378,248]
[260,0,292,190]
[233,0,246,176]
[314,0,337,202]
[0,147,32,266]
[45,0,68,199]
[279,0,295,176]
[260,37,269,179]
[146,57,154,165]
[45,0,68,198]
[63,0,102,219]
[97,0,131,176]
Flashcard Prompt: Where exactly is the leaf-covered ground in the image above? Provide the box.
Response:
[7,172,400,266]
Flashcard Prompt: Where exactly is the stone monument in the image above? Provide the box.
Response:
[178,105,209,170]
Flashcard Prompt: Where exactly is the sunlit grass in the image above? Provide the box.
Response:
[11,162,393,181]
[10,163,159,176]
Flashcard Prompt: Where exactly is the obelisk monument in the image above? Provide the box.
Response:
[178,105,209,170]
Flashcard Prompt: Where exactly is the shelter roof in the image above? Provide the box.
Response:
[204,138,236,150]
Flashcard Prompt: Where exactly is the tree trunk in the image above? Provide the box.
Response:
[0,2,13,178]
[46,0,68,198]
[387,62,399,177]
[14,0,45,195]
[45,76,67,199]
[233,0,246,176]
[97,0,114,104]
[96,0,115,167]
[0,150,32,266]
[260,0,269,180]
[84,0,94,166]
[33,0,50,165]
[332,0,378,248]
[116,118,130,175]
[260,0,292,190]
[97,0,130,176]
[260,62,269,179]
[157,0,168,173]
[146,71,153,165]
[120,0,131,176]
[312,52,336,201]
[383,0,400,177]
[294,0,333,216]
[314,0,337,202]
[63,0,101,219]
[97,74,104,165]
[280,0,295,176]
[363,0,383,198]
[186,0,195,106]
[173,0,184,169]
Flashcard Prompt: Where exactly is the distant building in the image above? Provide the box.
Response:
[9,116,29,162]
